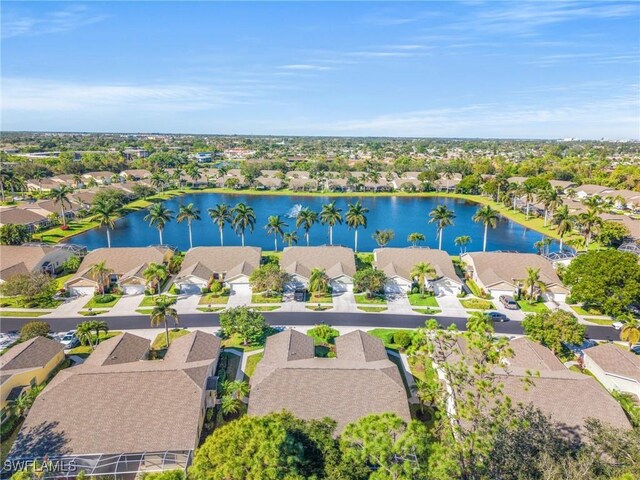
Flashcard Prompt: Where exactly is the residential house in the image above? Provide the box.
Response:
[123,148,149,160]
[549,179,576,191]
[120,169,152,181]
[0,245,75,282]
[434,173,463,191]
[600,213,640,241]
[288,177,318,192]
[602,189,640,210]
[173,247,262,295]
[24,178,60,192]
[82,171,116,185]
[0,208,50,232]
[9,331,220,476]
[249,330,411,432]
[19,198,85,222]
[507,176,528,185]
[281,246,356,293]
[255,176,284,190]
[373,247,463,295]
[65,246,174,296]
[582,343,640,399]
[461,252,569,301]
[574,184,612,199]
[0,337,65,419]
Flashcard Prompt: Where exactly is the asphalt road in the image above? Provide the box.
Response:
[0,312,618,340]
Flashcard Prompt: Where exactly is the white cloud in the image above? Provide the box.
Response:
[278,64,332,71]
[2,4,109,39]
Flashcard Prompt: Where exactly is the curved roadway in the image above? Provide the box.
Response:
[0,312,618,341]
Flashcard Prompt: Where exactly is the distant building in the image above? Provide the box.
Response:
[123,148,149,160]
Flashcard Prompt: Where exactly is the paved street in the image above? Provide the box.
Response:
[0,311,618,341]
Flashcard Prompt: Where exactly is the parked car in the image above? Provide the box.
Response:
[59,330,79,348]
[485,311,509,322]
[612,321,624,330]
[499,295,519,310]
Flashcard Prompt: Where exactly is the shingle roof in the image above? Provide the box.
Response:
[249,330,410,432]
[584,343,640,383]
[576,184,612,195]
[281,246,356,280]
[163,330,220,364]
[11,331,220,458]
[83,333,150,367]
[506,337,566,372]
[0,208,48,226]
[373,247,462,285]
[0,337,64,373]
[176,247,261,283]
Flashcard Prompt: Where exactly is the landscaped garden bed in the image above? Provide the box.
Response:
[354,293,386,305]
[460,298,495,310]
[358,306,388,313]
[407,294,439,307]
[517,300,549,313]
[83,294,121,309]
[251,293,283,304]
[199,292,230,305]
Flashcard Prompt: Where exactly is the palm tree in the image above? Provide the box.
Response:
[522,267,546,301]
[473,205,500,252]
[283,231,299,247]
[584,195,603,211]
[552,205,575,251]
[220,380,250,416]
[466,311,493,333]
[296,207,318,246]
[320,202,343,245]
[411,262,436,297]
[150,296,179,350]
[309,268,330,298]
[620,317,640,350]
[89,261,113,295]
[345,200,369,252]
[407,232,425,247]
[76,321,96,350]
[538,188,562,227]
[372,229,395,248]
[578,208,603,246]
[232,203,256,247]
[520,183,537,218]
[144,203,173,245]
[454,235,472,255]
[49,186,73,226]
[265,215,287,252]
[143,263,169,295]
[90,320,109,345]
[429,204,456,250]
[177,203,201,249]
[208,203,232,246]
[90,198,119,248]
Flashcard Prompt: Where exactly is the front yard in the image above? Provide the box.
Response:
[199,292,230,305]
[517,300,549,313]
[354,293,387,305]
[307,293,334,303]
[461,298,495,310]
[407,294,439,307]
[83,294,122,309]
[570,304,606,316]
[244,352,263,379]
[251,293,283,304]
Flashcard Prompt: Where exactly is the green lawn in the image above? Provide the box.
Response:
[570,304,606,316]
[307,293,334,303]
[83,294,121,309]
[221,333,267,351]
[354,293,387,305]
[583,317,613,326]
[517,300,549,313]
[461,298,495,310]
[0,310,48,317]
[139,295,162,307]
[0,296,61,309]
[251,293,283,304]
[196,306,225,313]
[368,328,414,349]
[244,352,263,379]
[407,294,439,307]
[358,306,388,313]
[413,308,442,315]
[55,273,74,290]
[135,308,153,314]
[199,292,230,305]
[78,310,107,316]
[151,328,190,350]
[253,306,280,311]
[465,279,485,298]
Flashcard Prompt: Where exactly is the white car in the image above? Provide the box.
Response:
[612,321,624,330]
[60,330,79,348]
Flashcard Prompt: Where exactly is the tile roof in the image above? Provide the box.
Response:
[0,208,48,226]
[176,247,261,283]
[281,246,356,280]
[584,343,640,383]
[505,337,566,372]
[0,337,64,374]
[0,245,68,281]
[373,247,462,285]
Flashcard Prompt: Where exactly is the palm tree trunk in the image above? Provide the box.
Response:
[60,204,67,226]
[159,229,164,245]
[329,226,333,245]
[188,222,193,249]
[219,226,224,246]
[241,231,245,247]
[106,228,111,248]
[543,209,548,227]
[164,320,170,349]
[306,231,310,246]
[483,224,488,252]
[354,228,358,252]
[438,229,443,250]
[0,180,5,202]
[274,236,278,252]
[559,237,564,251]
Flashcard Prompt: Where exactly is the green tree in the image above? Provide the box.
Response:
[454,235,471,255]
[521,267,547,301]
[578,208,603,247]
[143,262,169,295]
[596,220,630,247]
[309,268,330,298]
[150,296,179,349]
[372,229,395,248]
[346,200,369,252]
[90,198,119,248]
[563,250,640,316]
[249,263,288,297]
[552,205,575,250]
[354,268,387,298]
[208,203,232,246]
[296,207,318,246]
[620,317,640,350]
[232,203,257,247]
[89,261,113,295]
[0,272,58,307]
[308,323,339,344]
[219,307,268,346]
[76,321,97,350]
[144,203,174,245]
[429,205,456,250]
[522,310,586,355]
[340,413,430,480]
[407,232,425,247]
[0,224,32,245]
[410,262,436,297]
[264,215,287,252]
[320,201,343,245]
[62,255,81,273]
[49,185,72,226]
[177,202,201,249]
[538,187,562,227]
[19,321,51,341]
[219,379,250,417]
[472,205,500,252]
[283,231,298,247]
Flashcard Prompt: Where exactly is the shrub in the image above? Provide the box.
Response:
[308,324,339,344]
[169,284,180,295]
[202,287,211,294]
[393,331,412,349]
[94,294,115,304]
[210,281,223,295]
[411,286,420,295]
[20,321,51,340]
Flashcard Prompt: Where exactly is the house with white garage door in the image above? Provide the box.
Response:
[373,247,463,296]
[281,246,356,293]
[461,252,569,302]
[582,343,640,399]
[65,246,174,296]
[173,246,262,295]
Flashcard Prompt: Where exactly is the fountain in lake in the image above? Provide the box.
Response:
[286,204,303,218]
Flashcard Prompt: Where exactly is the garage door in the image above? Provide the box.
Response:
[70,286,94,296]
[384,281,407,295]
[330,280,352,293]
[122,285,145,296]
[433,280,458,296]
[179,283,204,295]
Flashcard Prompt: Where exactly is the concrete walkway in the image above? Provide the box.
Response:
[332,291,356,312]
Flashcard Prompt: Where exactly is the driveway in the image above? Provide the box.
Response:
[491,297,526,321]
[46,295,88,318]
[110,294,145,316]
[175,294,202,314]
[437,294,467,317]
[385,291,415,314]
[332,290,357,312]
[227,284,252,307]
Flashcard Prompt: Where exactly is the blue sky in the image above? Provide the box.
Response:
[1,1,639,139]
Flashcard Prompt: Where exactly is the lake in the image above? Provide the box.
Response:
[65,193,559,254]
